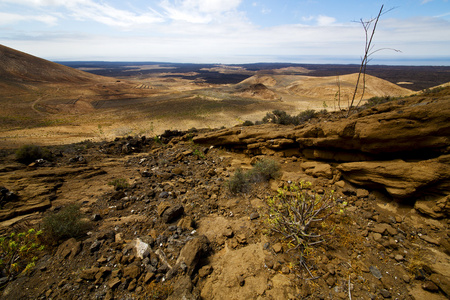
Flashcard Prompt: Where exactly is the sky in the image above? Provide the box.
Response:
[0,0,449,65]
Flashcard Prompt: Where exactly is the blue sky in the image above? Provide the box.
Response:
[0,0,449,65]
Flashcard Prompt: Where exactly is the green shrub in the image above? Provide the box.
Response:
[0,229,44,281]
[42,204,91,242]
[108,178,129,190]
[227,159,280,194]
[262,110,293,125]
[261,109,316,126]
[365,96,395,108]
[242,120,254,126]
[15,145,52,164]
[249,159,281,182]
[227,168,249,194]
[265,182,335,277]
[296,109,317,123]
[422,86,445,95]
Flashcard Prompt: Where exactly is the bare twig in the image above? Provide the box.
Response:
[335,5,400,117]
[348,275,352,300]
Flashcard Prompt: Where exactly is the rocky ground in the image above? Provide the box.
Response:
[0,89,449,300]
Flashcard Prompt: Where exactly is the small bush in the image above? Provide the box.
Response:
[422,86,445,95]
[262,110,294,125]
[261,109,316,126]
[365,96,395,108]
[297,109,317,123]
[265,182,335,277]
[227,168,249,194]
[42,204,91,242]
[108,178,129,190]
[15,145,52,164]
[242,120,254,126]
[227,159,280,194]
[249,159,281,182]
[0,229,44,281]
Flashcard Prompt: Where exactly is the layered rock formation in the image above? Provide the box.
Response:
[194,93,450,211]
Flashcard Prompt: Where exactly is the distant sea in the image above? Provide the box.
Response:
[51,55,450,66]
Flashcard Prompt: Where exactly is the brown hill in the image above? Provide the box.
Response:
[239,73,414,101]
[0,44,101,84]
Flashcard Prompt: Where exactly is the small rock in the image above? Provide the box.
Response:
[237,274,245,286]
[175,235,210,276]
[356,188,369,198]
[91,214,102,221]
[335,181,346,188]
[326,276,336,287]
[134,238,150,259]
[430,273,450,296]
[198,265,213,278]
[90,240,102,252]
[172,167,184,175]
[159,191,169,198]
[45,289,52,298]
[369,266,382,279]
[264,257,274,269]
[394,254,404,262]
[56,238,81,260]
[379,288,391,298]
[422,281,439,292]
[272,243,282,253]
[95,267,111,281]
[249,212,260,220]
[80,267,100,281]
[107,277,121,290]
[420,235,440,245]
[372,233,382,242]
[177,217,196,231]
[222,227,233,238]
[236,234,247,244]
[281,266,290,274]
[161,204,184,223]
[372,223,391,235]
[144,272,155,284]
[123,264,141,279]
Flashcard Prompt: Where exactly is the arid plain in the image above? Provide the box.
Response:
[4,44,449,148]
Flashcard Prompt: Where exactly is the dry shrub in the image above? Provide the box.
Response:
[41,204,91,242]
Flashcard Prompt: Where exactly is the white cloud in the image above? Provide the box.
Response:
[66,1,164,27]
[1,0,165,28]
[0,12,58,25]
[422,0,433,4]
[316,15,336,26]
[158,0,243,23]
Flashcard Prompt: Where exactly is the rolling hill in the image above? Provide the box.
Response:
[0,44,102,84]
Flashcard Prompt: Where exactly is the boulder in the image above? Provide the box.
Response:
[415,195,450,219]
[161,204,184,223]
[302,161,333,179]
[168,235,210,278]
[133,238,151,259]
[56,238,82,260]
[337,155,450,199]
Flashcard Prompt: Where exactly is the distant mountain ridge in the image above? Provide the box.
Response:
[0,44,102,84]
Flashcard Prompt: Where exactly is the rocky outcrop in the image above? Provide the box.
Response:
[337,155,450,199]
[0,166,106,222]
[193,96,450,202]
[194,97,450,159]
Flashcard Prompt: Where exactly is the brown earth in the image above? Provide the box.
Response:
[0,44,420,149]
[0,87,449,299]
[0,45,449,300]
